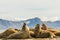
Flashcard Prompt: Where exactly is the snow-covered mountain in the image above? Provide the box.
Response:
[46,20,60,29]
[0,17,42,30]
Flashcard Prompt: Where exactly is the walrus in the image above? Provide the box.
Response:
[7,23,32,39]
[34,24,41,38]
[0,28,18,38]
[21,23,29,32]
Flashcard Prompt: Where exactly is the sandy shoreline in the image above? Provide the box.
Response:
[0,38,60,40]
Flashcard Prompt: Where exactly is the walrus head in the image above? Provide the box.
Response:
[41,23,48,30]
[21,23,29,32]
[35,24,41,32]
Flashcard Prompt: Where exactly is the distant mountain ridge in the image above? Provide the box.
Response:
[0,17,42,30]
[46,20,60,29]
[0,17,60,32]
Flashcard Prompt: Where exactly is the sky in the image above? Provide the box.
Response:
[0,0,60,21]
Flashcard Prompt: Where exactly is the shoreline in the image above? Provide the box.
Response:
[0,38,60,40]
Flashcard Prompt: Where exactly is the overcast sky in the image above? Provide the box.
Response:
[0,0,60,21]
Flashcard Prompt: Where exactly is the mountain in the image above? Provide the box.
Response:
[0,17,42,32]
[46,20,60,29]
[25,17,42,27]
[0,17,60,32]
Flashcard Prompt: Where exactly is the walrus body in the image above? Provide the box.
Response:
[7,31,30,39]
[7,23,32,39]
[0,28,18,38]
[39,30,55,38]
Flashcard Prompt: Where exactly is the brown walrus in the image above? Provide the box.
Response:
[21,23,29,32]
[34,24,41,38]
[7,23,32,39]
[0,28,18,38]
